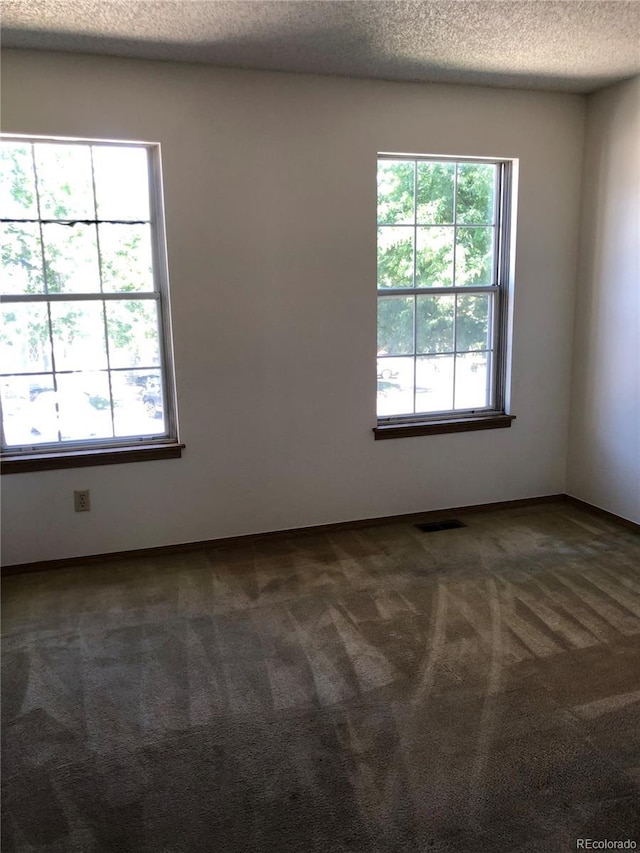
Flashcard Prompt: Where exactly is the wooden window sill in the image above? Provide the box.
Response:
[373,414,515,440]
[1,442,185,474]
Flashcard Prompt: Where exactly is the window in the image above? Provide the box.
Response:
[375,155,515,439]
[0,135,181,472]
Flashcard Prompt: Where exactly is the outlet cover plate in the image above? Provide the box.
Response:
[74,489,91,512]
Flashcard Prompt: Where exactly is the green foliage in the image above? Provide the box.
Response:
[0,141,157,384]
[456,295,489,351]
[417,162,454,224]
[377,227,413,288]
[1,224,45,294]
[456,227,493,285]
[377,296,413,354]
[416,296,454,354]
[377,161,414,225]
[0,144,36,217]
[416,228,453,287]
[456,164,495,224]
[377,159,496,362]
[377,292,489,357]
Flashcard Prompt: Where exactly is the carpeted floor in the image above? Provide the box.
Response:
[2,502,640,852]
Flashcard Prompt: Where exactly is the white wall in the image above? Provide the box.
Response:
[1,51,585,565]
[567,77,640,524]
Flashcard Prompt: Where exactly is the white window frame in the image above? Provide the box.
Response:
[375,153,516,439]
[0,134,182,471]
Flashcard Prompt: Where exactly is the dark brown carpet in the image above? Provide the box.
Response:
[2,502,640,852]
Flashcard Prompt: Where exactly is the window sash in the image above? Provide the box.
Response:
[376,155,512,422]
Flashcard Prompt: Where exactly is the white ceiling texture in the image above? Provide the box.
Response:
[1,0,639,93]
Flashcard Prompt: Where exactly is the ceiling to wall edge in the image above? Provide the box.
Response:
[1,0,639,96]
[3,43,638,98]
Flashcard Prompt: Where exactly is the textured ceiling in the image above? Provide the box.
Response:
[1,0,639,93]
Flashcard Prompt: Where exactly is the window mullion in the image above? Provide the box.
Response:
[0,291,160,303]
[90,145,117,440]
[378,285,498,297]
[31,143,62,440]
[0,218,150,226]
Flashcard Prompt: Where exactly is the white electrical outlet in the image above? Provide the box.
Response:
[74,489,91,512]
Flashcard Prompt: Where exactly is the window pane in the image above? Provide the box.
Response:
[50,302,107,371]
[93,146,151,222]
[416,294,454,354]
[99,224,154,293]
[456,294,491,352]
[417,162,454,224]
[43,223,101,294]
[454,353,490,409]
[55,373,114,441]
[11,378,111,445]
[456,164,496,225]
[1,375,54,446]
[377,160,414,225]
[1,303,52,373]
[377,227,414,289]
[106,300,161,369]
[1,223,45,295]
[416,355,454,413]
[35,144,95,220]
[0,143,38,220]
[112,370,165,437]
[377,296,414,355]
[455,227,494,286]
[24,388,63,443]
[377,357,414,416]
[416,227,454,287]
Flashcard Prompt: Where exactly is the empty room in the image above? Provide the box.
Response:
[1,1,639,851]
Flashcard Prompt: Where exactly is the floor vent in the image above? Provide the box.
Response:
[415,519,467,533]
